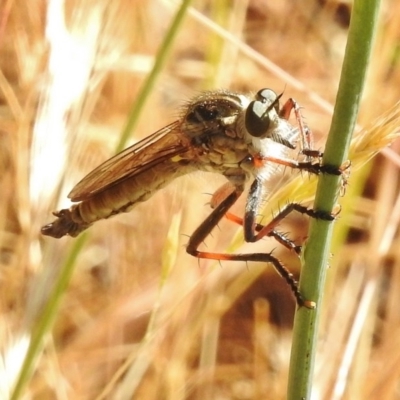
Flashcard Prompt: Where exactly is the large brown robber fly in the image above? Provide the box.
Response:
[42,88,341,306]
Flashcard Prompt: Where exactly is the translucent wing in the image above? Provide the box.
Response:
[69,121,189,201]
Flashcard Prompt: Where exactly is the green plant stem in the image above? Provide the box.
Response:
[287,0,381,399]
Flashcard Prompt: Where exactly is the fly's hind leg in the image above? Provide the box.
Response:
[187,182,314,307]
[200,179,339,307]
[240,178,339,307]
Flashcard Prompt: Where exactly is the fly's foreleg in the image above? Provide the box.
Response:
[255,154,347,178]
[279,97,315,156]
[278,97,351,182]
[256,153,351,199]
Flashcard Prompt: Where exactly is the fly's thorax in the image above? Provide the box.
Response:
[178,90,253,171]
[180,90,250,142]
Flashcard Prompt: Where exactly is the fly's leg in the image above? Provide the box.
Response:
[253,153,345,177]
[279,97,324,161]
[279,97,351,178]
[187,183,312,307]
[210,182,302,255]
[255,152,350,199]
[242,178,337,307]
[220,211,301,254]
[242,179,336,244]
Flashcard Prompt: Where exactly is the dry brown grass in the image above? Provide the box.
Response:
[1,0,400,399]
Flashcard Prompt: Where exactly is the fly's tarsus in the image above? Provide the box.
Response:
[267,231,303,256]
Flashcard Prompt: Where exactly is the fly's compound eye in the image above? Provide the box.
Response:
[245,100,271,137]
[246,88,281,138]
[255,88,280,113]
[187,104,219,124]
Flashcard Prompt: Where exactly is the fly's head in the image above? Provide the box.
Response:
[244,89,299,155]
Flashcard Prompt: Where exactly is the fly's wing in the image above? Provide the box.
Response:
[69,121,189,202]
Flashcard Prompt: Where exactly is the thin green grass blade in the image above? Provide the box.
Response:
[115,0,193,153]
[11,233,88,400]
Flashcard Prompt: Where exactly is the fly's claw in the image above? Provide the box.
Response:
[339,160,351,196]
[311,203,341,224]
[331,204,342,218]
[319,159,350,176]
[319,160,351,196]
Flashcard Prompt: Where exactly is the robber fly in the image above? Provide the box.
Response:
[42,88,341,306]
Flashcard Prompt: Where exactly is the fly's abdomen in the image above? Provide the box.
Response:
[41,161,192,238]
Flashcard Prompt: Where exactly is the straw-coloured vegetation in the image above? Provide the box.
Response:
[1,1,400,398]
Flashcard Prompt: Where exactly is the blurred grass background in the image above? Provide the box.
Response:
[1,0,400,398]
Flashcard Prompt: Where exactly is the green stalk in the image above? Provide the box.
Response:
[11,234,88,400]
[288,1,381,399]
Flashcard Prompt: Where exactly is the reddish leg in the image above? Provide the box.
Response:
[210,182,301,254]
[279,97,314,155]
[253,154,343,176]
[186,183,311,307]
[278,97,348,173]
